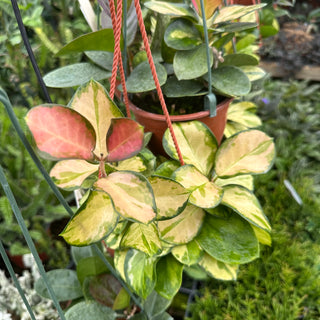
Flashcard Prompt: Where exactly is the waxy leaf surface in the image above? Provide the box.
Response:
[50,159,99,189]
[149,176,189,220]
[95,172,156,224]
[198,253,238,280]
[106,118,144,162]
[197,213,259,264]
[158,204,205,244]
[68,80,123,158]
[26,105,96,160]
[227,101,261,128]
[171,240,203,266]
[222,185,271,231]
[215,174,254,191]
[215,130,275,177]
[61,191,118,246]
[121,222,162,256]
[251,225,272,246]
[163,121,217,176]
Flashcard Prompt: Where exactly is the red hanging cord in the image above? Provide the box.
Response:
[133,0,185,166]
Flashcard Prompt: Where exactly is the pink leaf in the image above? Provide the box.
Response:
[106,118,144,162]
[26,105,96,160]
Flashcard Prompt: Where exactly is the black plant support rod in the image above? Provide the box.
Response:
[10,0,52,103]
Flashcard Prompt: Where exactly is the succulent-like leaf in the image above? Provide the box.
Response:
[163,76,204,98]
[50,160,99,189]
[149,176,189,220]
[105,221,128,250]
[222,185,271,231]
[196,212,259,264]
[224,122,247,138]
[85,51,114,71]
[125,249,157,299]
[174,44,213,80]
[239,66,267,82]
[251,225,272,246]
[26,105,96,160]
[68,80,123,159]
[198,253,238,280]
[158,204,205,244]
[215,174,254,191]
[94,172,157,224]
[155,255,183,300]
[171,240,203,266]
[163,121,217,177]
[143,291,172,319]
[172,165,208,190]
[219,53,259,67]
[154,160,180,178]
[106,118,144,162]
[111,155,147,172]
[215,130,275,177]
[61,191,119,246]
[227,101,261,128]
[121,222,162,256]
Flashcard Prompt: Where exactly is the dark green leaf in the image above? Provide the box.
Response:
[220,53,259,67]
[85,51,114,70]
[163,76,204,97]
[143,291,172,318]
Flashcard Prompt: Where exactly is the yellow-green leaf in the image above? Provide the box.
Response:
[114,249,128,281]
[251,224,272,246]
[94,172,157,224]
[121,222,162,256]
[149,176,189,220]
[193,0,221,18]
[198,253,238,280]
[171,240,203,266]
[61,191,119,246]
[222,185,271,231]
[215,129,275,177]
[224,122,247,138]
[173,165,208,190]
[215,174,254,191]
[239,66,266,82]
[111,155,147,172]
[68,80,123,159]
[190,181,223,209]
[163,121,217,177]
[158,204,205,244]
[50,160,99,189]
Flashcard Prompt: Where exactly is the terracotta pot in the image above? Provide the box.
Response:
[128,98,232,155]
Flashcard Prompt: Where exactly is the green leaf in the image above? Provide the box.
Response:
[61,191,119,246]
[215,174,254,191]
[124,61,167,93]
[143,291,172,318]
[43,63,111,88]
[210,66,251,97]
[57,29,119,55]
[155,254,183,300]
[174,44,213,80]
[113,287,131,310]
[154,160,180,178]
[85,51,114,70]
[158,204,205,244]
[125,249,157,299]
[224,121,247,138]
[68,80,123,159]
[25,105,96,161]
[114,249,128,281]
[50,160,99,190]
[214,130,275,177]
[251,225,272,246]
[193,0,221,18]
[149,176,189,220]
[227,101,261,128]
[196,213,259,264]
[65,301,117,320]
[163,76,203,98]
[94,172,157,224]
[121,222,162,256]
[35,269,83,301]
[239,66,267,82]
[222,185,271,231]
[112,155,147,173]
[220,53,259,67]
[171,240,203,266]
[71,245,102,265]
[198,253,238,280]
[216,22,258,33]
[163,121,217,177]
[164,18,201,50]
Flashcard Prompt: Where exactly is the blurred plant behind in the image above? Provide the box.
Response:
[189,79,320,320]
[0,0,90,107]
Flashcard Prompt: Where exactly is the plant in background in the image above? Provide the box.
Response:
[24,79,275,318]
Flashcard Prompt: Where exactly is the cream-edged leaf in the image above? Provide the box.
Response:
[222,185,271,231]
[50,160,99,189]
[114,249,128,281]
[173,165,208,190]
[215,130,275,177]
[61,191,119,246]
[215,174,254,191]
[190,181,223,209]
[94,172,157,224]
[224,122,247,138]
[171,240,203,266]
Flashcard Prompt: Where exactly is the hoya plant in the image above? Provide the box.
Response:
[26,79,275,317]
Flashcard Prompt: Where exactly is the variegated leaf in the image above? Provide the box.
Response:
[222,185,271,231]
[215,174,254,191]
[163,121,217,177]
[198,253,238,280]
[50,160,99,189]
[154,160,180,178]
[125,249,157,299]
[158,204,205,244]
[155,255,183,300]
[196,212,259,264]
[224,122,247,138]
[61,191,119,246]
[106,118,144,162]
[171,240,203,266]
[149,176,189,220]
[114,249,128,280]
[239,66,266,82]
[251,224,272,246]
[94,172,157,224]
[26,105,96,160]
[193,0,221,18]
[68,80,123,158]
[173,165,208,190]
[105,221,128,250]
[111,155,147,172]
[215,130,275,177]
[120,222,162,256]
